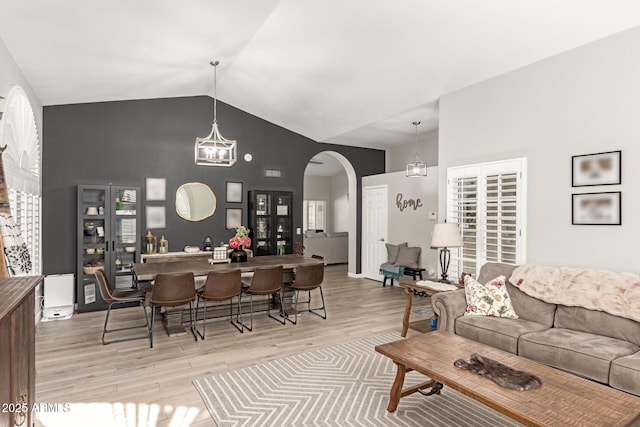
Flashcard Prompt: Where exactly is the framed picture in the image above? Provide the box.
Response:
[572,192,621,225]
[572,151,621,187]
[226,208,242,229]
[226,181,243,203]
[146,177,166,201]
[146,205,166,229]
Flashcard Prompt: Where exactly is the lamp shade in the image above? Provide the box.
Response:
[430,223,463,248]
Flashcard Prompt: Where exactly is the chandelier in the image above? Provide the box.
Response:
[195,61,237,167]
[406,121,427,177]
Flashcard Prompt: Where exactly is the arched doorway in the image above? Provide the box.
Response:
[303,151,357,276]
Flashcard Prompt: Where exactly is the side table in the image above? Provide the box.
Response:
[399,279,460,337]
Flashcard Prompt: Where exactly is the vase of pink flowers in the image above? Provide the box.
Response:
[229,225,251,263]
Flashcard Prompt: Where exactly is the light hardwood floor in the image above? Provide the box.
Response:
[34,265,432,427]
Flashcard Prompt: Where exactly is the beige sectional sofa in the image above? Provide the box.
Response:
[303,231,348,264]
[431,262,640,396]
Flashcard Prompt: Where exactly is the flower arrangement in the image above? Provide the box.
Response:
[229,225,251,250]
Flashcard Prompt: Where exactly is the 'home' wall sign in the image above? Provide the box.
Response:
[396,193,423,212]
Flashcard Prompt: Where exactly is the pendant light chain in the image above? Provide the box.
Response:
[211,60,219,125]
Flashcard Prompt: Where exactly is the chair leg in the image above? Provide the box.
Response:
[229,295,243,333]
[195,296,207,340]
[102,304,113,345]
[189,300,197,342]
[150,303,156,348]
[292,287,327,322]
[237,292,253,332]
[267,290,286,325]
[309,286,327,319]
[102,301,151,345]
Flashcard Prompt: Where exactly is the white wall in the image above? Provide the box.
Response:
[386,130,439,173]
[303,171,350,233]
[438,26,640,273]
[363,167,439,276]
[303,175,334,231]
[331,170,348,231]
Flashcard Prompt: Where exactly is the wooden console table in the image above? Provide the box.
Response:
[375,331,640,426]
[0,275,43,427]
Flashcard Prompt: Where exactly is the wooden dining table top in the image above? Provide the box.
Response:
[133,254,323,281]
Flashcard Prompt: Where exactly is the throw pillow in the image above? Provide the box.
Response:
[394,246,421,268]
[464,275,518,318]
[385,242,408,263]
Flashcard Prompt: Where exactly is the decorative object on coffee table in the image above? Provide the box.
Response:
[430,222,463,283]
[454,353,542,390]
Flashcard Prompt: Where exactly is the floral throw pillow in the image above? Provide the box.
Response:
[463,275,518,318]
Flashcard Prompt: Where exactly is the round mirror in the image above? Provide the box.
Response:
[176,182,217,221]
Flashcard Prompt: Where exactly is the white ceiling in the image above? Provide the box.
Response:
[2,0,640,149]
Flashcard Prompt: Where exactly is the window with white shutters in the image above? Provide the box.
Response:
[1,86,42,275]
[447,158,527,279]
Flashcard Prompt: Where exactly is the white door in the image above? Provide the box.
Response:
[362,185,388,281]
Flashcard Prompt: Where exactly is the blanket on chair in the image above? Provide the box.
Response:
[509,264,640,323]
[379,262,404,280]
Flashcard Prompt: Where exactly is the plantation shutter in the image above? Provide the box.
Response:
[447,158,527,279]
[447,170,479,278]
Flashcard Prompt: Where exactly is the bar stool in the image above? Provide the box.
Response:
[239,265,286,331]
[196,269,243,339]
[149,272,197,348]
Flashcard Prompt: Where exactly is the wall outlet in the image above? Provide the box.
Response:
[428,212,437,220]
[296,227,301,235]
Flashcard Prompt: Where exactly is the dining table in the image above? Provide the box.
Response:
[132,254,324,336]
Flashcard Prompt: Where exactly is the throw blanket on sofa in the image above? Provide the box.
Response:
[509,264,640,323]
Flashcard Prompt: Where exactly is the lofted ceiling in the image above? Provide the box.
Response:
[1,1,640,149]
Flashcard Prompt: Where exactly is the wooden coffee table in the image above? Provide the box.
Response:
[375,331,640,427]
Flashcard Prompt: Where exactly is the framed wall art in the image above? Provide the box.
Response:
[145,177,166,201]
[572,191,621,225]
[572,150,621,187]
[226,208,242,229]
[146,205,166,229]
[226,181,243,203]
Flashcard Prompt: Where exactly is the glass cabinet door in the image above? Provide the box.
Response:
[249,190,293,256]
[78,185,109,310]
[254,192,271,255]
[275,193,292,254]
[111,186,139,289]
[77,184,142,312]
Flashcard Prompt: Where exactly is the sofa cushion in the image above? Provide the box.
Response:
[554,305,640,347]
[456,316,550,354]
[477,263,556,327]
[385,242,407,263]
[394,246,421,268]
[610,352,640,396]
[463,275,518,318]
[519,328,639,384]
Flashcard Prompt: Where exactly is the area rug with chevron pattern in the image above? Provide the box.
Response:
[193,332,524,426]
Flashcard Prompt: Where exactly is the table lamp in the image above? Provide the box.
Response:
[430,223,463,283]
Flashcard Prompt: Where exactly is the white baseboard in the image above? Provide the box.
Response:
[347,272,365,278]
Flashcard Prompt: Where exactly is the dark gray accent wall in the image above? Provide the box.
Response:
[43,96,384,276]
